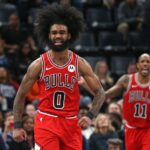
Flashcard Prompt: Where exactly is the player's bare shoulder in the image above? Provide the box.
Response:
[27,57,42,79]
[78,56,88,67]
[78,56,93,75]
[117,74,130,89]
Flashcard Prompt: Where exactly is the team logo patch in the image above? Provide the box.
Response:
[68,65,75,72]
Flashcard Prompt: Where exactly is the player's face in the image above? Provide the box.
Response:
[49,24,71,52]
[137,54,150,77]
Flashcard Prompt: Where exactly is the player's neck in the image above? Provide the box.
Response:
[50,49,69,58]
[48,49,70,65]
[137,73,150,84]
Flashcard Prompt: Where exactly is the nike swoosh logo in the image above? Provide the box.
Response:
[132,85,137,88]
[45,67,53,71]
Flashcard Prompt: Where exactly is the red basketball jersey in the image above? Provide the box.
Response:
[37,51,80,117]
[123,73,150,128]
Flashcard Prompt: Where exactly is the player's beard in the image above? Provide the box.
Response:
[49,40,69,52]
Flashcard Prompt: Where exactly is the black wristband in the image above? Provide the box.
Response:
[14,122,23,129]
[86,111,94,120]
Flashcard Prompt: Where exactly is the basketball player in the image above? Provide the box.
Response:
[12,4,105,150]
[106,53,150,150]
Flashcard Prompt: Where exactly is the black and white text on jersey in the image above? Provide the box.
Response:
[43,73,77,90]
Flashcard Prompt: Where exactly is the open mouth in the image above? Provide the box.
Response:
[54,42,63,46]
[53,40,64,46]
[141,69,149,74]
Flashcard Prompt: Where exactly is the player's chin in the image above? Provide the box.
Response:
[141,71,149,76]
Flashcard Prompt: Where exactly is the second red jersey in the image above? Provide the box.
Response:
[123,73,150,128]
[37,51,80,117]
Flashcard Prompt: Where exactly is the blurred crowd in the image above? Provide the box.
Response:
[0,0,148,150]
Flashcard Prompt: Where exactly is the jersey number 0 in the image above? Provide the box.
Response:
[53,91,65,109]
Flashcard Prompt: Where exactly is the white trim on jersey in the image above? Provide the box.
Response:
[37,110,77,119]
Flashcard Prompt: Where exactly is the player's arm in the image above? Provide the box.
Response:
[78,76,95,95]
[105,74,129,99]
[78,57,105,118]
[13,58,42,128]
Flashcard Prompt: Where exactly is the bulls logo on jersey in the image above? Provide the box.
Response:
[68,65,75,72]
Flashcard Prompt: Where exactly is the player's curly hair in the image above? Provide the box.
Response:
[35,3,85,45]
